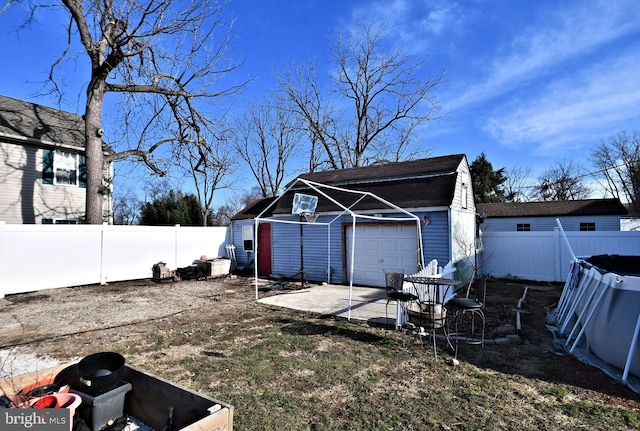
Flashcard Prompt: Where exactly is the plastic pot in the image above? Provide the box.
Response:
[32,393,82,416]
[77,352,125,396]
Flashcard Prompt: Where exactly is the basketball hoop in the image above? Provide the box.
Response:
[302,212,318,223]
[291,193,318,215]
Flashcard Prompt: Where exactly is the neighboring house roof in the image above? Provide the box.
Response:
[269,154,467,215]
[477,199,628,218]
[0,95,85,148]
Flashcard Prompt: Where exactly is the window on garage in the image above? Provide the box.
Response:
[242,225,254,251]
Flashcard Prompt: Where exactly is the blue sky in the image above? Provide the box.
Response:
[2,0,640,203]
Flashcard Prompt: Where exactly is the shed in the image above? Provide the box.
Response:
[477,199,628,233]
[230,154,477,288]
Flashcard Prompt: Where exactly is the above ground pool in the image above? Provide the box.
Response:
[549,255,640,393]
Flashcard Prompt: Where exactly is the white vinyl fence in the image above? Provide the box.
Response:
[480,229,640,282]
[0,222,230,297]
[2,222,639,297]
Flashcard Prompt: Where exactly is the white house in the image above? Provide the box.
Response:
[0,95,113,224]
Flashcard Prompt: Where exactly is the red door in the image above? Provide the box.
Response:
[257,223,272,276]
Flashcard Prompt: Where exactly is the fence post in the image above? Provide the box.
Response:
[175,224,180,270]
[553,228,561,282]
[0,221,5,298]
[100,222,108,285]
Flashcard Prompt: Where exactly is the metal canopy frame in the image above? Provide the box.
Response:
[254,178,425,320]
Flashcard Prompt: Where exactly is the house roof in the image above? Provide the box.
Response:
[231,197,278,221]
[0,95,85,148]
[476,199,628,218]
[269,154,466,215]
[294,154,465,186]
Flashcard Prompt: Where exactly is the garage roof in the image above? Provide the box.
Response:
[295,154,465,185]
[271,154,465,214]
[231,197,278,221]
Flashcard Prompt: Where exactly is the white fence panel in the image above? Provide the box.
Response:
[481,229,640,282]
[101,226,182,284]
[175,226,229,267]
[0,224,104,295]
[0,222,230,297]
[101,225,229,284]
[481,232,558,282]
[563,231,640,258]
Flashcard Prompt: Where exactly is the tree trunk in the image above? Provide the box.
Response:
[84,81,106,224]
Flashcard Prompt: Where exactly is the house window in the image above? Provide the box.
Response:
[42,149,87,187]
[42,218,78,224]
[517,223,531,232]
[580,222,596,231]
[242,225,254,252]
[461,183,468,209]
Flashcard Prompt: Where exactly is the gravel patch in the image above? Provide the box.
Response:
[0,347,61,380]
[0,277,248,378]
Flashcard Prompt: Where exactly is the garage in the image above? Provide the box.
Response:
[345,222,421,287]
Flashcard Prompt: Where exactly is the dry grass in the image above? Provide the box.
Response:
[1,277,639,430]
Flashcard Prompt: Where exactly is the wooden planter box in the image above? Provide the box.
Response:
[0,363,233,431]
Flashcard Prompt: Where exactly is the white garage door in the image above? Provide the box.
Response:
[345,223,421,287]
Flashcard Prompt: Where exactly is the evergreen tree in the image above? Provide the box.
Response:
[470,153,507,203]
[140,191,213,226]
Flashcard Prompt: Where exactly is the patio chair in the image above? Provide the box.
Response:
[447,276,486,359]
[384,272,419,330]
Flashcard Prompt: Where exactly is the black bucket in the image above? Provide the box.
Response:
[77,352,125,396]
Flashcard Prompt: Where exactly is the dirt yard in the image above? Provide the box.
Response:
[1,276,639,430]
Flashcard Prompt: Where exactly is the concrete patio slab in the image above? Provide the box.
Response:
[257,284,396,326]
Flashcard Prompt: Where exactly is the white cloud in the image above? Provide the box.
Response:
[484,50,640,154]
[351,0,460,52]
[448,0,640,110]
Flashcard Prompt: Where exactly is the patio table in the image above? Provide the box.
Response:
[401,276,459,359]
[403,276,459,303]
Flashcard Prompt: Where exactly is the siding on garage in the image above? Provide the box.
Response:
[419,210,450,267]
[270,215,332,282]
[230,219,256,270]
[267,211,452,286]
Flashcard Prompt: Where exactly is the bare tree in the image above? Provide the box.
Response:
[214,187,263,226]
[277,60,339,172]
[112,186,140,225]
[538,159,591,200]
[232,99,302,197]
[181,136,236,226]
[11,0,245,223]
[504,165,534,202]
[591,130,640,215]
[278,20,443,170]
